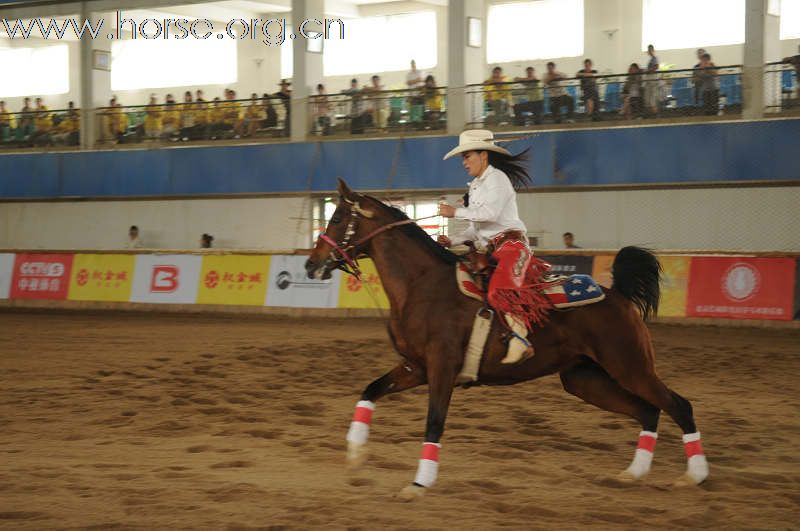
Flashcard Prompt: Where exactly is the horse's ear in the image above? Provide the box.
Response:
[337,178,354,200]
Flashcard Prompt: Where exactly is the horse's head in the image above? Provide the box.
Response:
[305,179,385,280]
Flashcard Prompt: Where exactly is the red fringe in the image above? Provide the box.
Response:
[489,256,555,330]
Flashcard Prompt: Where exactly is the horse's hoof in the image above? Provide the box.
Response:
[617,469,642,482]
[397,484,426,501]
[673,470,708,487]
[346,442,368,470]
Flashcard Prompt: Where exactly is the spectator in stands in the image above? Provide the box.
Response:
[221,88,243,138]
[144,94,162,139]
[484,66,512,122]
[30,97,53,146]
[422,75,443,129]
[192,91,208,139]
[0,100,15,142]
[623,63,644,119]
[645,44,661,116]
[313,84,332,136]
[126,225,143,248]
[363,75,386,129]
[783,44,800,98]
[512,66,544,126]
[161,94,180,140]
[544,62,574,124]
[178,91,194,141]
[18,97,34,141]
[563,232,580,249]
[208,96,226,140]
[692,48,707,105]
[344,78,367,134]
[200,233,214,248]
[274,79,291,136]
[52,101,79,146]
[106,96,126,143]
[406,59,425,89]
[261,93,278,128]
[577,59,600,121]
[243,93,265,137]
[695,53,719,116]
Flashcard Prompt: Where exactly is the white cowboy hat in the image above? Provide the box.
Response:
[443,129,511,160]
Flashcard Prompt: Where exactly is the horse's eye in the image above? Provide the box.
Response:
[331,216,342,224]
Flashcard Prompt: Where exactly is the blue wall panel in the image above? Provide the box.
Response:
[0,119,798,199]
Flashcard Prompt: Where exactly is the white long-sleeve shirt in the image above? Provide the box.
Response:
[453,164,527,248]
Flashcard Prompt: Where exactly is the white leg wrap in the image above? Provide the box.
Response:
[624,431,657,479]
[413,442,441,488]
[346,400,375,445]
[682,432,709,484]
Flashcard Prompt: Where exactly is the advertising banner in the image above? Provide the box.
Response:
[658,255,690,317]
[538,254,595,276]
[686,257,795,320]
[590,254,615,288]
[10,253,73,300]
[0,253,15,299]
[68,254,136,301]
[337,259,389,309]
[130,254,203,304]
[196,255,270,306]
[265,255,341,308]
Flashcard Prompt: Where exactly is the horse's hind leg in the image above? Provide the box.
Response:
[560,360,661,481]
[346,361,426,468]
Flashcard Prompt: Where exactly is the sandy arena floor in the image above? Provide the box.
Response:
[0,309,798,530]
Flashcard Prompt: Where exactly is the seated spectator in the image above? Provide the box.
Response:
[192,91,209,138]
[52,101,80,146]
[313,84,332,135]
[243,93,265,137]
[544,62,574,123]
[18,97,34,141]
[106,96,127,143]
[782,44,800,98]
[208,97,227,140]
[144,94,162,139]
[161,94,180,139]
[563,232,581,249]
[222,89,243,138]
[513,66,544,126]
[125,225,143,249]
[261,93,278,128]
[178,91,195,141]
[201,233,214,248]
[484,66,512,122]
[623,63,644,119]
[30,97,53,146]
[577,59,600,120]
[645,44,661,116]
[273,80,291,136]
[695,53,719,116]
[0,100,15,142]
[422,75,444,129]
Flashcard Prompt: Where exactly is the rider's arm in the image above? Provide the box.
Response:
[454,174,511,223]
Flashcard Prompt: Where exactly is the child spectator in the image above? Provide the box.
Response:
[30,97,53,146]
[577,59,600,120]
[244,92,265,137]
[144,94,162,139]
[513,66,544,126]
[208,97,226,140]
[52,101,79,146]
[161,94,179,140]
[222,89,243,138]
[623,63,644,119]
[544,62,574,123]
[422,75,443,129]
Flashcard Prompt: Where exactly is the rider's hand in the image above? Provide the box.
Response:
[438,203,456,218]
[437,235,452,247]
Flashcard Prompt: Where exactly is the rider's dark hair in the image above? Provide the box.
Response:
[487,148,532,189]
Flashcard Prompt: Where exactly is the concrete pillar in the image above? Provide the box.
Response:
[743,0,781,119]
[290,0,325,142]
[446,0,485,135]
[78,3,112,149]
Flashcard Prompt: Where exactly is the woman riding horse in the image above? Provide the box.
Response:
[437,129,539,364]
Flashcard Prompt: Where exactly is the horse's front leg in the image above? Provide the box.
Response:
[399,353,457,501]
[346,361,426,468]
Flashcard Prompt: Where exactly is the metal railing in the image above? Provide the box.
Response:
[765,61,799,113]
[0,108,80,149]
[466,65,744,129]
[308,86,446,136]
[94,95,290,146]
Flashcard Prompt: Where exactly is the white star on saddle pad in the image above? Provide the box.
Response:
[570,290,581,296]
[586,285,598,292]
[571,278,583,285]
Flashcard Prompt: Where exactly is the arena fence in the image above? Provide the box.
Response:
[1,250,797,325]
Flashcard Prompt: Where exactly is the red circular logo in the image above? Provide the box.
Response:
[346,275,362,292]
[204,270,220,289]
[722,262,760,302]
[76,268,89,286]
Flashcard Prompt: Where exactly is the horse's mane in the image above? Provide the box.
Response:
[363,195,462,265]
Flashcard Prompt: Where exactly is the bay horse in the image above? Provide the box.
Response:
[305,179,709,500]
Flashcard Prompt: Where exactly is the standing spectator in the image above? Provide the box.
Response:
[344,78,366,134]
[645,44,661,116]
[406,59,425,89]
[161,94,179,140]
[484,66,512,122]
[623,63,644,119]
[178,91,195,141]
[783,44,800,99]
[261,93,278,128]
[208,97,226,139]
[363,75,386,129]
[313,84,332,135]
[107,96,127,143]
[512,66,544,125]
[692,48,707,105]
[0,100,14,142]
[695,53,719,116]
[125,225,143,249]
[193,90,208,138]
[200,233,214,248]
[563,232,580,249]
[577,59,600,120]
[544,62,574,123]
[30,97,53,146]
[18,97,34,141]
[422,75,443,129]
[273,79,291,136]
[144,94,162,139]
[52,101,79,146]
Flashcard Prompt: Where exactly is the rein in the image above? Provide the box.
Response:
[319,200,439,280]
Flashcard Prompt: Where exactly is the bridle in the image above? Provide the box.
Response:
[317,197,416,280]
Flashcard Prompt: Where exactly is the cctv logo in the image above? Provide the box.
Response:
[150,265,179,293]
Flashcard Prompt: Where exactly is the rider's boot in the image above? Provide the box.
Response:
[500,313,534,364]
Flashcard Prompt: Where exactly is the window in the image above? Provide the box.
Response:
[0,44,68,97]
[487,0,584,64]
[283,11,437,78]
[781,0,800,40]
[111,36,236,91]
[642,0,745,51]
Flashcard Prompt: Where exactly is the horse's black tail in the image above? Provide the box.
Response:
[611,246,662,321]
